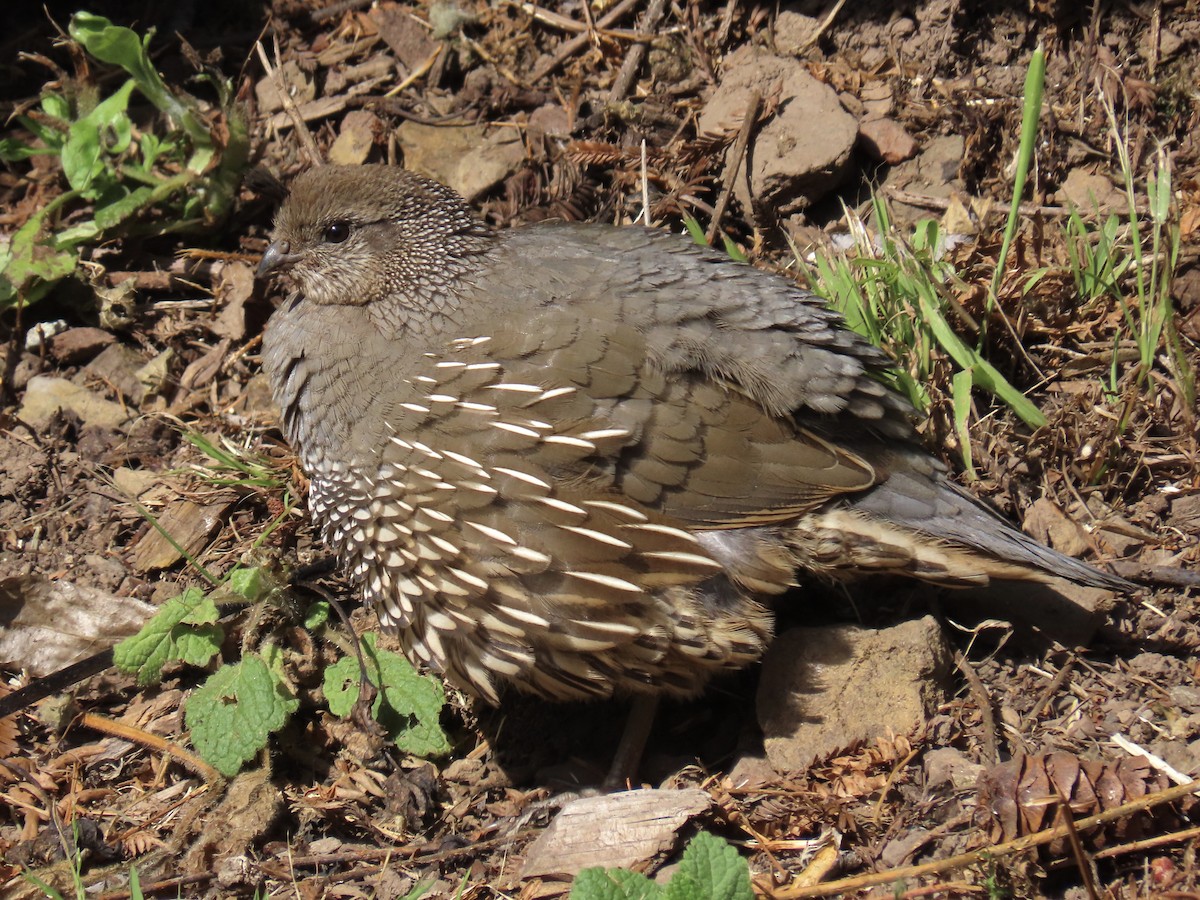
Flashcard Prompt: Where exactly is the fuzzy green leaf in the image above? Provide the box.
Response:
[113,587,223,686]
[572,834,750,900]
[666,832,753,900]
[323,633,450,757]
[227,566,270,602]
[303,601,330,630]
[185,654,298,776]
[571,868,661,900]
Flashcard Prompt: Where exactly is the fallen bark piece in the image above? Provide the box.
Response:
[0,575,155,676]
[520,787,713,880]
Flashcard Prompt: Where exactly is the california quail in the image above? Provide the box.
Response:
[257,164,1130,705]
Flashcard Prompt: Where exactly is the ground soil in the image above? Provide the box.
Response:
[1,1,1199,898]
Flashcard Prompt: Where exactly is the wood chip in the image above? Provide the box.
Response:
[520,787,712,880]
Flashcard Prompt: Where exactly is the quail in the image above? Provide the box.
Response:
[257,164,1130,706]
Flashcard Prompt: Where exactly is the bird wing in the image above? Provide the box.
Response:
[392,309,877,530]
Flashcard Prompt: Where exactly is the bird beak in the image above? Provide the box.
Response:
[256,240,301,279]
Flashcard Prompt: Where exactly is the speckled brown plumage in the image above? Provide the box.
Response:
[257,164,1130,704]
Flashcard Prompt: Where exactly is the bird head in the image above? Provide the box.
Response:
[257,165,492,309]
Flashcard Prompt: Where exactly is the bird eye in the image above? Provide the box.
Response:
[322,222,351,243]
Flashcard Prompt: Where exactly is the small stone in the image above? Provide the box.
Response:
[1060,168,1122,212]
[136,349,174,398]
[697,46,857,216]
[773,12,820,55]
[1022,497,1091,558]
[328,110,382,166]
[396,123,525,201]
[49,327,115,364]
[24,319,67,352]
[880,828,933,867]
[254,60,314,114]
[1139,27,1184,63]
[528,104,572,141]
[112,466,158,499]
[858,117,918,164]
[18,375,131,430]
[86,343,147,404]
[924,747,984,791]
[371,5,438,70]
[879,134,966,226]
[860,81,895,118]
[757,617,952,772]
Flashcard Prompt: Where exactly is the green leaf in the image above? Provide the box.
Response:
[113,587,223,686]
[951,369,976,478]
[61,79,136,197]
[719,234,748,263]
[92,185,156,231]
[0,137,56,161]
[42,93,71,121]
[303,601,330,630]
[69,12,213,158]
[914,289,1046,428]
[185,653,299,776]
[572,834,750,900]
[0,197,80,309]
[666,832,753,900]
[323,633,450,757]
[227,566,270,602]
[571,868,661,900]
[681,215,706,247]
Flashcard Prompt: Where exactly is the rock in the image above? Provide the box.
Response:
[880,827,933,867]
[859,117,918,164]
[1169,492,1200,528]
[1060,168,1122,212]
[859,81,895,118]
[773,12,820,55]
[757,617,952,772]
[697,46,857,217]
[1022,497,1092,558]
[254,60,315,114]
[371,4,439,71]
[24,319,67,352]
[136,349,174,399]
[10,354,42,392]
[113,466,158,499]
[328,110,382,166]
[882,134,966,226]
[924,747,984,791]
[396,123,525,200]
[86,343,147,404]
[1139,27,1184,63]
[726,751,777,789]
[48,327,116,364]
[18,375,131,430]
[528,103,572,143]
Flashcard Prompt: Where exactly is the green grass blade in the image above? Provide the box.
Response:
[987,45,1046,320]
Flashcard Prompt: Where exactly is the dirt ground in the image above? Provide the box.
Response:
[1,0,1199,897]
